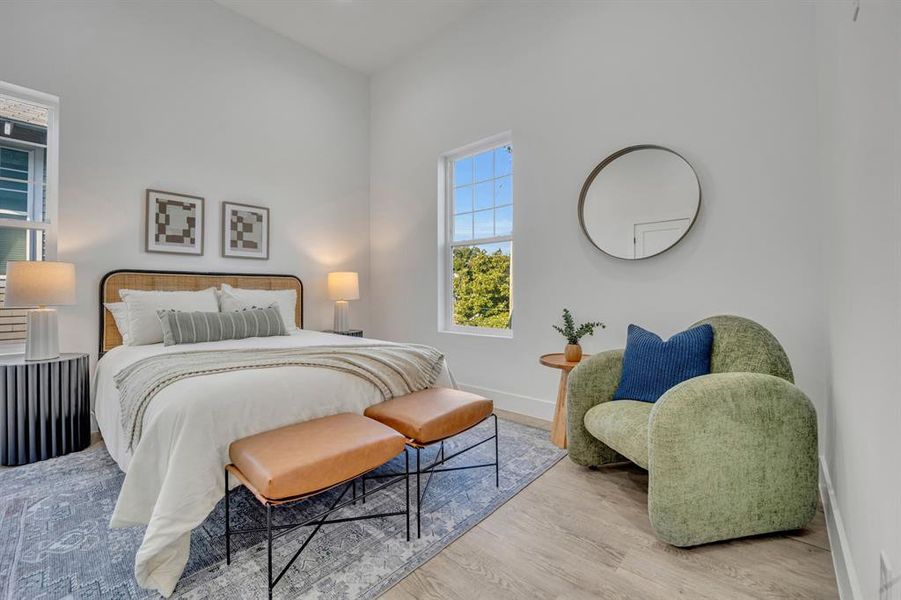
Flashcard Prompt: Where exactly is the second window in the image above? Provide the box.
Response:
[446,139,513,333]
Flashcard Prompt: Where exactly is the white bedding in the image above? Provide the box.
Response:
[94,330,454,597]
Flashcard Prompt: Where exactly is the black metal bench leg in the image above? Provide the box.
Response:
[267,503,273,600]
[405,448,411,542]
[229,455,410,598]
[494,414,500,488]
[416,446,421,539]
[225,467,231,565]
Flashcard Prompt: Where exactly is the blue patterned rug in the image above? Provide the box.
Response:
[0,417,564,599]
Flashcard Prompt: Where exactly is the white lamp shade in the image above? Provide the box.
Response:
[4,261,76,307]
[327,272,359,301]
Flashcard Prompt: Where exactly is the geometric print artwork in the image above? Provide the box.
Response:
[229,209,261,251]
[156,200,196,246]
[145,189,204,255]
[222,202,269,259]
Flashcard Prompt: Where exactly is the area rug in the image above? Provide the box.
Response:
[0,417,564,599]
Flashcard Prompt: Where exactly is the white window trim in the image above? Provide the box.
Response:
[0,81,59,259]
[438,132,513,338]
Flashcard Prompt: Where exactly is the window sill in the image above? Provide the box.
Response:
[439,326,513,339]
[0,341,25,356]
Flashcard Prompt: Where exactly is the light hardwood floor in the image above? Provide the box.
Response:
[382,411,838,600]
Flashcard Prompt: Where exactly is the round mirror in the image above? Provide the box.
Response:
[578,145,700,260]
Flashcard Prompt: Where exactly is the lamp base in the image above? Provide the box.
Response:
[333,300,350,333]
[25,308,60,361]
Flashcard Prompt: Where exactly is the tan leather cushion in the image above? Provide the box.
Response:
[229,413,406,501]
[364,388,493,444]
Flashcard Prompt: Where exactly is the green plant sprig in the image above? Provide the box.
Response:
[552,308,605,345]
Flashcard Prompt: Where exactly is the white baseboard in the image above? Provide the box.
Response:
[457,382,556,422]
[820,455,863,600]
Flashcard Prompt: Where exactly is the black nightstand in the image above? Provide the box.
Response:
[0,353,90,466]
[322,329,364,338]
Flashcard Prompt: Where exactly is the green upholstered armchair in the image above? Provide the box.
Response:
[567,315,817,547]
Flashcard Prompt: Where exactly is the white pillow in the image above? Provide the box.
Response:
[119,288,219,345]
[219,284,297,332]
[104,302,132,346]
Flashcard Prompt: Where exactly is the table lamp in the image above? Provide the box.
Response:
[327,271,359,333]
[4,261,76,361]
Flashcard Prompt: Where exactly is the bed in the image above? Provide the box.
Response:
[93,270,453,597]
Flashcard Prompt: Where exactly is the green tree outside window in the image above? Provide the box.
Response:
[452,245,511,329]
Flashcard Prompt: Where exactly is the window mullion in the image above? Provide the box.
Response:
[450,235,512,248]
[0,219,49,231]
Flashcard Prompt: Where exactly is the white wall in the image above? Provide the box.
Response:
[370,1,826,425]
[816,1,901,598]
[0,0,371,364]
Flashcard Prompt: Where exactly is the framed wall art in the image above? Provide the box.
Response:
[145,189,204,255]
[222,201,269,260]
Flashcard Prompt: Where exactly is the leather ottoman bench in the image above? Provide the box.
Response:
[364,387,497,538]
[224,412,409,599]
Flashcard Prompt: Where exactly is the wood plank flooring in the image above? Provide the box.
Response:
[382,411,838,599]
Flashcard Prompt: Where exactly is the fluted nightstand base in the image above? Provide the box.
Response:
[0,353,90,466]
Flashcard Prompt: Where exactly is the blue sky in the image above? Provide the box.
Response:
[453,145,512,253]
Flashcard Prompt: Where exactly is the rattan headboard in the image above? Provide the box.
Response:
[99,269,303,355]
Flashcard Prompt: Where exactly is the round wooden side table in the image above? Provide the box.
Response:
[540,353,590,449]
[0,353,90,466]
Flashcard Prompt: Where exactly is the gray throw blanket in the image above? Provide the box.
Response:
[114,344,444,451]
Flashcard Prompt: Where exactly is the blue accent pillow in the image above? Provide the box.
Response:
[613,324,714,403]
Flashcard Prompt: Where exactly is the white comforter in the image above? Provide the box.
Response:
[94,330,453,597]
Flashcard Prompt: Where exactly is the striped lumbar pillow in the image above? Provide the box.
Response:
[157,305,287,346]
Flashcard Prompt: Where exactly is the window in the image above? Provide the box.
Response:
[0,83,59,343]
[441,135,513,335]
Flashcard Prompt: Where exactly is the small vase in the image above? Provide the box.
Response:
[564,343,582,362]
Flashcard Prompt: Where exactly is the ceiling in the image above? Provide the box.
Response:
[214,0,484,74]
